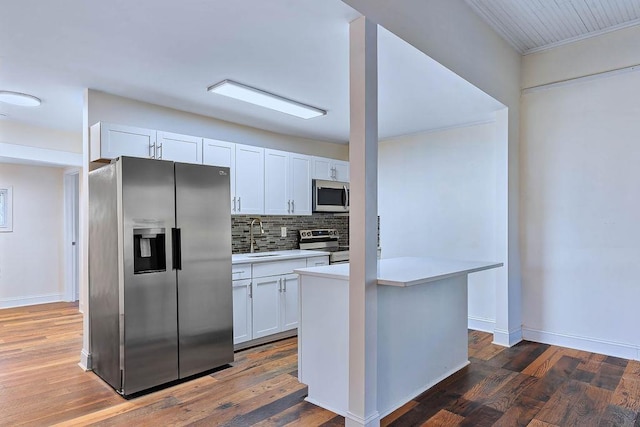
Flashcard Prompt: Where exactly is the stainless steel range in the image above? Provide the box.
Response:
[299,228,349,264]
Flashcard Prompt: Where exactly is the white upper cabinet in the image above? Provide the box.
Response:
[289,153,312,215]
[203,139,236,213]
[264,150,312,216]
[156,131,202,164]
[312,156,349,182]
[203,140,263,215]
[311,157,332,181]
[332,160,350,182]
[90,122,156,162]
[264,149,290,215]
[91,122,203,165]
[234,144,264,215]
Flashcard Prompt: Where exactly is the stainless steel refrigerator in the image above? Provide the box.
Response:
[89,156,233,396]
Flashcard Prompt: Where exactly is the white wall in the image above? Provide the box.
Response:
[522,25,640,89]
[0,163,65,308]
[521,33,640,359]
[343,0,521,344]
[0,121,82,153]
[379,122,498,328]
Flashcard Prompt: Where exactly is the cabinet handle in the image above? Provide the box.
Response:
[157,143,163,159]
[238,197,241,212]
[149,142,155,159]
[232,197,236,212]
[248,282,252,298]
[288,200,291,213]
[278,278,282,293]
[291,200,294,213]
[283,277,287,293]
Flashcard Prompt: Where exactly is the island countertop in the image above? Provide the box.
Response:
[294,256,503,287]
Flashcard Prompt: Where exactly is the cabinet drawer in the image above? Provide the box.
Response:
[232,264,251,281]
[306,256,329,267]
[252,259,306,278]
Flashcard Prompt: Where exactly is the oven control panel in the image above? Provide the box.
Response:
[299,229,339,240]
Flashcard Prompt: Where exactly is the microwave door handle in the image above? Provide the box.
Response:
[343,185,349,209]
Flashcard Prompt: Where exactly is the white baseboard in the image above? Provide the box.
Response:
[522,327,640,361]
[468,316,495,333]
[0,293,64,309]
[493,327,523,347]
[79,349,92,371]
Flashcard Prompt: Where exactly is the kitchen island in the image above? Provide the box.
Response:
[294,256,502,418]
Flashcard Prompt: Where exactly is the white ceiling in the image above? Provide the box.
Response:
[466,0,640,54]
[0,0,503,145]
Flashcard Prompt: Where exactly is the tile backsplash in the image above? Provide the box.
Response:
[231,213,349,254]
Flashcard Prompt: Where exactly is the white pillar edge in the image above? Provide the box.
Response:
[347,16,380,427]
[79,88,92,370]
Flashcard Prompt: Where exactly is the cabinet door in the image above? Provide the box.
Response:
[289,153,312,215]
[92,122,156,161]
[203,139,236,213]
[264,149,290,215]
[333,160,350,182]
[232,279,252,345]
[235,144,264,215]
[311,157,332,180]
[280,273,299,331]
[157,131,202,164]
[252,276,281,338]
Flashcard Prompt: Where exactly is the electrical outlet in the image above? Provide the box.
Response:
[280,227,287,238]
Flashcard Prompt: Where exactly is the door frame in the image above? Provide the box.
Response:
[63,168,80,302]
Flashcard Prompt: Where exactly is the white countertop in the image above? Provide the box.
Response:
[232,249,329,265]
[294,256,503,287]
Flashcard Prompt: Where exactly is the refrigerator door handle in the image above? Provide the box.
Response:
[172,228,182,270]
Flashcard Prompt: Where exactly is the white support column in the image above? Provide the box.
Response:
[79,88,91,370]
[347,16,379,427]
[493,108,522,347]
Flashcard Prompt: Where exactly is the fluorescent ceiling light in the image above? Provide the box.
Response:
[208,80,326,119]
[0,91,41,107]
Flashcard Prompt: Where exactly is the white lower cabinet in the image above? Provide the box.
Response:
[251,275,282,339]
[232,279,252,344]
[233,257,314,345]
[280,273,300,331]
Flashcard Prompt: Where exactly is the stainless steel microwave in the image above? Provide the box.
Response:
[312,179,349,213]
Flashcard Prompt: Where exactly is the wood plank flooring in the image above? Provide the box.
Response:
[1,302,639,426]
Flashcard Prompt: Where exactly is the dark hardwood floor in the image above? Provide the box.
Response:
[1,302,639,426]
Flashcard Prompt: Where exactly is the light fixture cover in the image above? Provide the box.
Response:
[0,91,41,107]
[208,80,325,119]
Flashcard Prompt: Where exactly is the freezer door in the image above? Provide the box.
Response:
[120,157,179,395]
[175,163,233,378]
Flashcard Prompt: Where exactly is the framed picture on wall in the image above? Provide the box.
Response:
[0,186,13,232]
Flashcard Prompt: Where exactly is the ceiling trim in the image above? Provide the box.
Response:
[522,64,640,94]
[380,118,498,143]
[523,19,640,55]
[465,0,526,54]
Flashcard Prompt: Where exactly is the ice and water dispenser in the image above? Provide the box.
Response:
[133,228,166,274]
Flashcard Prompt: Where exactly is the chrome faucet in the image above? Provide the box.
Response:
[249,218,264,253]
